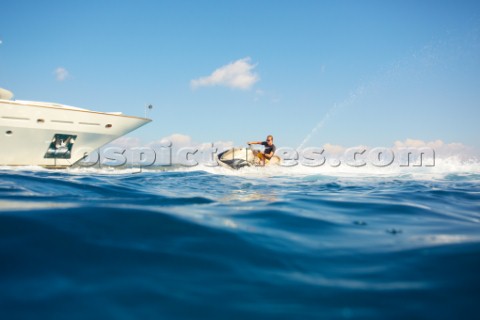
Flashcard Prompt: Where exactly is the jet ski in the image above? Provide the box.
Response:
[216,147,281,169]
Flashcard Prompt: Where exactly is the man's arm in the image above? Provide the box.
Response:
[264,150,274,159]
[264,145,276,159]
[247,141,262,145]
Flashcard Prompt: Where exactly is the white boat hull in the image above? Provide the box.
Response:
[0,100,151,168]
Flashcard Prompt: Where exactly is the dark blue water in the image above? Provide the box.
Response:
[1,168,479,319]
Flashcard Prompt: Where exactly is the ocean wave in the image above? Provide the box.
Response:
[1,168,479,318]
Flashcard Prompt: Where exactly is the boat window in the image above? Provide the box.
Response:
[105,124,113,128]
[44,134,77,159]
[5,130,13,136]
[51,120,74,124]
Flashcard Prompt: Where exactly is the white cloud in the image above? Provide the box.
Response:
[108,136,143,148]
[54,67,69,81]
[148,134,233,150]
[394,138,438,149]
[393,139,469,155]
[318,139,475,160]
[323,143,345,155]
[191,57,259,90]
[156,133,192,147]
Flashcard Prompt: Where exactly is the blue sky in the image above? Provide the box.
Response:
[1,0,479,151]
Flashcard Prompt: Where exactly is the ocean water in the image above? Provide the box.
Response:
[0,164,479,319]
